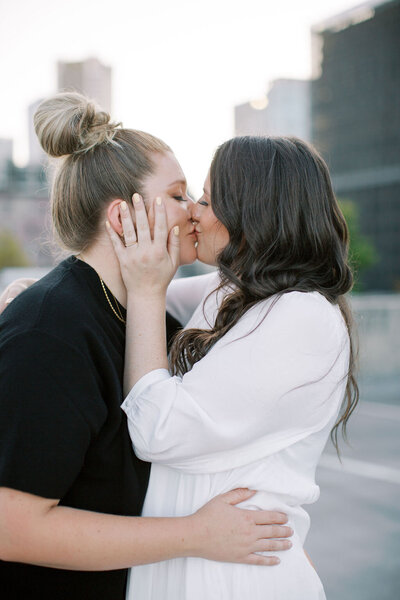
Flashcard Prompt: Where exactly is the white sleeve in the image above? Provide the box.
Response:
[166,272,217,327]
[122,292,349,473]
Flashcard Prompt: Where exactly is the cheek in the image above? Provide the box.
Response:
[202,213,219,238]
[217,225,230,249]
[164,202,188,229]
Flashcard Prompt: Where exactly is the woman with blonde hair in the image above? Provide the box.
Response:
[0,94,292,600]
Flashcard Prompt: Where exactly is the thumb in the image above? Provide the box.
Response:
[168,225,181,269]
[220,488,257,506]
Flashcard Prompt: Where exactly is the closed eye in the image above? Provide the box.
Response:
[173,196,187,202]
[197,200,209,207]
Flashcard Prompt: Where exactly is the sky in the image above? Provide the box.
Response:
[0,0,361,196]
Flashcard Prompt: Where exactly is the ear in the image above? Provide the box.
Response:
[106,199,135,236]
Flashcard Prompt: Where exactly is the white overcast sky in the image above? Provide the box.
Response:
[0,0,359,195]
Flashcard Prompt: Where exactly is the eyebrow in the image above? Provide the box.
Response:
[203,187,210,195]
[168,179,187,187]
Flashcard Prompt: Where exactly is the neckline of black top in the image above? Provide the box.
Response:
[66,255,127,326]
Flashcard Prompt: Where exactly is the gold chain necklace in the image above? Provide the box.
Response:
[99,277,126,324]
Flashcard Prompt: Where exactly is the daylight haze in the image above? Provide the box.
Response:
[0,0,359,195]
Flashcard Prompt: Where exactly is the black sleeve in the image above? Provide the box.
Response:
[0,330,106,499]
[166,311,182,351]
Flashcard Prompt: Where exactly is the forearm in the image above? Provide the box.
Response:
[1,489,195,570]
[124,292,169,395]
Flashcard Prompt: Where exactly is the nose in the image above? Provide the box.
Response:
[190,201,201,222]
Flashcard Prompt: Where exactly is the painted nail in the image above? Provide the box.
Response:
[5,298,14,304]
[156,197,162,206]
[133,193,141,204]
[120,201,127,211]
[173,226,179,236]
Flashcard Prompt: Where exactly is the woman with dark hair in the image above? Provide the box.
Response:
[107,135,358,599]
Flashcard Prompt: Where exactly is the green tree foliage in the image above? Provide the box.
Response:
[0,230,30,269]
[338,199,377,290]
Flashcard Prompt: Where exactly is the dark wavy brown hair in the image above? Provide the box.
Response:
[170,136,359,453]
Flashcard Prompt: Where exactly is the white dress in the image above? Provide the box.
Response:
[123,273,350,600]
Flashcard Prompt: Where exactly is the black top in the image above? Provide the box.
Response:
[0,257,182,599]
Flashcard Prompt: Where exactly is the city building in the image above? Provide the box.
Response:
[57,57,112,112]
[235,79,311,141]
[0,57,114,269]
[311,0,400,290]
[0,162,52,267]
[0,138,13,189]
[28,99,46,166]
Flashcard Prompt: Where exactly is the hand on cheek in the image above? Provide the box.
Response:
[146,198,157,238]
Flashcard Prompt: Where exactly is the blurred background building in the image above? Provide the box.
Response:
[235,78,311,141]
[28,99,46,166]
[0,57,112,269]
[58,57,112,113]
[311,0,400,291]
[235,0,400,293]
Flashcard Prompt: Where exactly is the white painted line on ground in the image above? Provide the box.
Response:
[357,401,400,422]
[319,454,400,485]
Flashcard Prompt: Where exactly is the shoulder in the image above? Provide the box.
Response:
[253,291,348,353]
[0,259,91,341]
[278,291,343,324]
[276,291,340,320]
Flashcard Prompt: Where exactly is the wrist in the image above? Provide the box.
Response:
[179,513,203,559]
[126,288,167,303]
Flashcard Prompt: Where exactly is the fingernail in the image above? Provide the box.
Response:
[133,194,141,204]
[5,298,14,304]
[286,541,292,548]
[173,226,179,236]
[289,528,294,535]
[273,558,280,565]
[105,220,111,229]
[156,197,162,206]
[120,201,127,211]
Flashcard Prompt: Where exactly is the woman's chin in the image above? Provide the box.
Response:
[179,248,197,266]
[195,248,216,267]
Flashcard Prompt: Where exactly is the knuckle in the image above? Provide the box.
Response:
[270,539,290,551]
[272,512,287,524]
[154,249,165,261]
[244,512,254,526]
[266,540,278,551]
[269,525,280,538]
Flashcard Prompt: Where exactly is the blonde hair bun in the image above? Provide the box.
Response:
[34,92,120,157]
